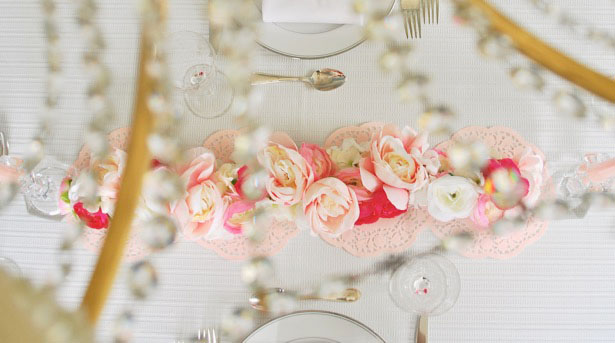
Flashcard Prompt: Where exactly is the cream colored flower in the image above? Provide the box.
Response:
[326,138,369,169]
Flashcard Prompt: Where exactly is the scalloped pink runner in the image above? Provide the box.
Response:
[428,126,551,259]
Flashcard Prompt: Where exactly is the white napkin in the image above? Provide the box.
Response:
[262,0,364,25]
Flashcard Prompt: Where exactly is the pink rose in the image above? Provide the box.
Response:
[299,143,335,181]
[516,148,544,207]
[359,125,440,211]
[302,177,360,238]
[223,200,256,235]
[335,167,371,201]
[258,143,314,206]
[470,194,504,228]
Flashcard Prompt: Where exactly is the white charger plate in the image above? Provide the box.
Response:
[254,0,395,59]
[243,311,386,343]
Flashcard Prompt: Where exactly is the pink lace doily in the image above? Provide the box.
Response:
[320,122,427,257]
[190,129,300,260]
[429,126,552,259]
[69,127,149,261]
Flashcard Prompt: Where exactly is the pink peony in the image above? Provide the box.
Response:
[359,124,440,211]
[299,143,335,181]
[302,177,360,238]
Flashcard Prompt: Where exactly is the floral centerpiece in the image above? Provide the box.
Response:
[59,124,549,259]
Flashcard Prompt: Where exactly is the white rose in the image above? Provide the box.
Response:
[326,138,369,169]
[427,175,479,222]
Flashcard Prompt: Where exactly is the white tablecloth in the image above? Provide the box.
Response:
[1,1,615,342]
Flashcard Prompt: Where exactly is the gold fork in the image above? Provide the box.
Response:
[421,0,439,24]
[401,0,421,39]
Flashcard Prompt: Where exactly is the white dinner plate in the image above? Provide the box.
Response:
[243,311,386,343]
[253,0,395,59]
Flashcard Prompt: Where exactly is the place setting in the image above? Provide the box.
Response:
[1,0,615,343]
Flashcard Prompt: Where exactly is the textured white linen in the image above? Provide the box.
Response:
[1,1,615,342]
[262,0,363,24]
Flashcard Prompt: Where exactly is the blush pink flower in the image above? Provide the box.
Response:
[223,200,256,235]
[258,143,314,206]
[171,180,226,240]
[359,124,440,211]
[178,151,216,190]
[483,158,529,210]
[516,148,544,207]
[299,143,335,181]
[0,163,22,183]
[170,150,228,240]
[91,148,126,215]
[335,167,371,201]
[470,194,504,228]
[302,177,360,238]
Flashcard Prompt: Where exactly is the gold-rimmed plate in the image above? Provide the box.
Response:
[243,310,385,343]
[253,0,395,59]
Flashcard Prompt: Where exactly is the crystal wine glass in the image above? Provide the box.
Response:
[161,31,234,119]
[389,254,460,341]
[0,138,68,219]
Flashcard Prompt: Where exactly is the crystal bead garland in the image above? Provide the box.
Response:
[208,0,281,339]
[113,1,183,341]
[452,0,615,130]
[527,0,615,52]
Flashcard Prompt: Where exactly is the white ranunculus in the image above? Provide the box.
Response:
[427,175,479,222]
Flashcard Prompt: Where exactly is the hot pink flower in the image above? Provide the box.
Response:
[234,165,267,201]
[302,177,360,238]
[355,187,406,225]
[483,158,529,210]
[359,124,440,211]
[299,143,335,181]
[73,202,109,229]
